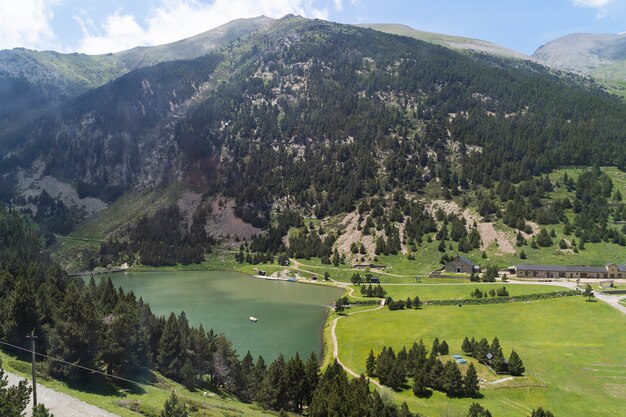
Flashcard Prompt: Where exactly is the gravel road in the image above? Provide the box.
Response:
[5,372,120,417]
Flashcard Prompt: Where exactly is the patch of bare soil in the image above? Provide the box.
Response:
[16,160,107,217]
[206,197,262,242]
[333,211,377,260]
[428,200,517,255]
[176,190,202,227]
[521,220,540,239]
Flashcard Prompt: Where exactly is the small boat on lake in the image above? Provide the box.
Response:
[249,316,258,322]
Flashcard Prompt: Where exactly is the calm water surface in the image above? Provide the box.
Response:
[101,271,342,361]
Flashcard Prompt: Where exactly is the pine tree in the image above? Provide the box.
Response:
[508,350,525,376]
[161,392,188,417]
[412,366,430,397]
[256,354,288,411]
[32,404,54,417]
[366,350,377,377]
[530,408,555,417]
[286,353,306,413]
[398,402,413,417]
[439,340,449,355]
[375,347,396,386]
[463,363,480,398]
[467,402,493,417]
[157,313,183,379]
[0,359,31,417]
[431,338,440,358]
[462,337,473,355]
[181,359,195,390]
[441,361,464,397]
[303,352,320,408]
[240,351,256,401]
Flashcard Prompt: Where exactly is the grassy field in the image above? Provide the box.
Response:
[363,283,566,301]
[334,296,626,417]
[0,350,275,417]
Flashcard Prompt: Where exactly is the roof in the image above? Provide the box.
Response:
[450,256,474,267]
[619,265,626,272]
[516,264,606,273]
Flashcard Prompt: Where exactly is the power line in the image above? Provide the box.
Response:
[0,339,148,387]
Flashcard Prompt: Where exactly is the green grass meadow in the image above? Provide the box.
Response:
[363,283,566,301]
[334,297,626,417]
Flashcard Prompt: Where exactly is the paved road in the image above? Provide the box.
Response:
[5,372,119,417]
[508,279,626,315]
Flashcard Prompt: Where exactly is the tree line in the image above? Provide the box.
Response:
[366,338,480,398]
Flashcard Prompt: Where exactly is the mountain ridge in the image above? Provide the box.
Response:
[0,16,624,268]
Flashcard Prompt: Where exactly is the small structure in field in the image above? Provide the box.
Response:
[445,256,481,274]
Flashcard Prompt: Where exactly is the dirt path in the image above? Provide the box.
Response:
[330,303,386,390]
[5,372,120,417]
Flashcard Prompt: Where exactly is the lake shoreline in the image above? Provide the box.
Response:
[88,270,343,362]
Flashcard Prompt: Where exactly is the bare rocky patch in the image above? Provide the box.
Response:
[206,197,262,243]
[16,159,107,217]
[427,199,517,255]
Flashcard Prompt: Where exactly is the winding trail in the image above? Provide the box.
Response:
[5,371,119,417]
[330,301,387,389]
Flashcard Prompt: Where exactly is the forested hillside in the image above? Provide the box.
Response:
[0,16,625,268]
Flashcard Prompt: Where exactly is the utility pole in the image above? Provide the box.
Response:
[26,330,38,407]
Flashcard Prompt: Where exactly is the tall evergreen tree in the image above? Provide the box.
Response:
[157,313,183,379]
[508,350,525,376]
[366,350,377,377]
[463,363,480,398]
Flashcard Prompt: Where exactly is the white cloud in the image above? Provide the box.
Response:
[572,0,612,7]
[572,0,621,18]
[333,0,343,11]
[0,0,57,50]
[75,0,331,54]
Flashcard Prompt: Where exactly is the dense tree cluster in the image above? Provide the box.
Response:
[462,337,525,376]
[366,339,480,398]
[470,286,509,298]
[287,227,336,261]
[384,295,422,310]
[360,283,387,298]
[125,205,212,266]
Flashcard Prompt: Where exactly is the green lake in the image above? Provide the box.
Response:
[99,271,342,361]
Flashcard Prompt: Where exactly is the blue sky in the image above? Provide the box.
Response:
[1,0,624,54]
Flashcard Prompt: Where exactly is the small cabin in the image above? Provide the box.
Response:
[370,277,380,284]
[444,256,479,274]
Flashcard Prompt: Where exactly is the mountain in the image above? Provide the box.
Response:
[0,16,273,128]
[359,23,532,61]
[0,15,625,268]
[533,32,626,96]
